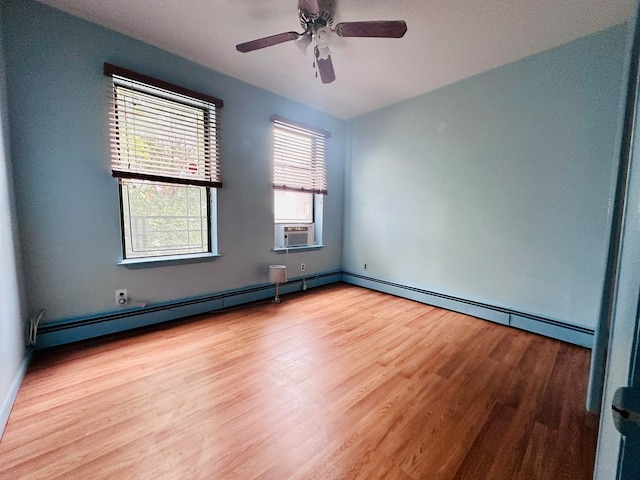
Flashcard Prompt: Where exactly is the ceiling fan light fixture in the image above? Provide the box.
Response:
[315,26,331,48]
[316,45,331,60]
[314,25,332,60]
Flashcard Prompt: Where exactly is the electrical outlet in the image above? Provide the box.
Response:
[115,289,128,306]
[301,263,306,271]
[364,264,368,270]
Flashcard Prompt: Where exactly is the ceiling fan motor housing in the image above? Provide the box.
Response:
[299,0,335,30]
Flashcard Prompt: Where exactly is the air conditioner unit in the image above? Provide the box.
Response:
[275,224,315,248]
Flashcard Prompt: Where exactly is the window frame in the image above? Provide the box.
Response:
[271,116,329,248]
[105,63,223,261]
[118,179,213,260]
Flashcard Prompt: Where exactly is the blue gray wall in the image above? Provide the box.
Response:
[343,25,628,330]
[2,0,345,326]
[0,3,28,437]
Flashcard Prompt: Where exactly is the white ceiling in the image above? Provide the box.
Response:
[37,0,636,119]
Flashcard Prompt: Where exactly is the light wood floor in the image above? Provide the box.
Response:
[0,283,598,480]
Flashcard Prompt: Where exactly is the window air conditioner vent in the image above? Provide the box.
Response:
[275,224,315,248]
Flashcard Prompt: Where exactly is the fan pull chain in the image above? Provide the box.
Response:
[313,43,319,78]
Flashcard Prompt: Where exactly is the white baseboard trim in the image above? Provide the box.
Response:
[0,350,31,440]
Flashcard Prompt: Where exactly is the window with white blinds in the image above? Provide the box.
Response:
[272,116,329,195]
[105,63,222,188]
[104,64,223,260]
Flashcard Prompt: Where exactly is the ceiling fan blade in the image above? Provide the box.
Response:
[315,51,336,84]
[236,32,300,53]
[334,20,407,38]
[298,0,320,17]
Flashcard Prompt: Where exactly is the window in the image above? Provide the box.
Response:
[105,63,223,260]
[272,116,329,247]
[274,190,313,224]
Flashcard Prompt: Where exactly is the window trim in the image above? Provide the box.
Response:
[117,252,222,267]
[104,63,223,107]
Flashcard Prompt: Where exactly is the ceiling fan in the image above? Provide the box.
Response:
[235,0,407,84]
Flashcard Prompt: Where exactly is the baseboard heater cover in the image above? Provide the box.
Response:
[35,271,593,349]
[342,272,594,348]
[36,271,342,349]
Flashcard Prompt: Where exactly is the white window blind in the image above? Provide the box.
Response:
[272,116,329,195]
[105,63,223,188]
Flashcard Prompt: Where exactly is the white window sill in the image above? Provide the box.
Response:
[273,245,325,253]
[118,252,221,267]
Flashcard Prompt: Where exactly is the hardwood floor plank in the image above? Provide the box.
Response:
[516,420,560,480]
[0,283,598,480]
[400,358,505,479]
[453,402,518,480]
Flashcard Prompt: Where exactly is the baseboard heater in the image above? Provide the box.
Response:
[36,271,342,349]
[342,272,594,348]
[36,271,593,349]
